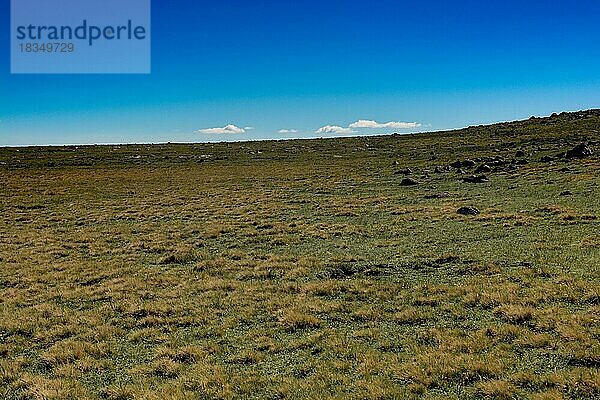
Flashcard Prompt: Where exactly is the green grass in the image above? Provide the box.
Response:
[0,110,599,399]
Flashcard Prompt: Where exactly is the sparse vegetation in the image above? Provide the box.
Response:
[1,110,599,399]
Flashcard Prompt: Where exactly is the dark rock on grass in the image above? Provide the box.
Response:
[559,167,571,172]
[450,159,476,169]
[516,150,526,157]
[565,143,593,159]
[475,164,492,173]
[560,190,573,196]
[394,168,413,175]
[457,206,480,216]
[424,192,450,199]
[400,178,419,186]
[463,175,489,183]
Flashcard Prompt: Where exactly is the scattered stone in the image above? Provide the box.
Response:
[559,167,571,172]
[425,192,450,199]
[516,150,526,157]
[565,143,593,159]
[392,160,400,166]
[457,206,480,216]
[434,165,451,173]
[475,164,492,173]
[450,160,464,168]
[456,168,467,175]
[462,159,476,168]
[400,178,419,186]
[560,190,573,196]
[463,175,489,183]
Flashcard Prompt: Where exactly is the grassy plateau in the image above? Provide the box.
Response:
[0,110,599,399]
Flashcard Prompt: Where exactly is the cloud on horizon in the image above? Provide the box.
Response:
[349,120,421,129]
[315,125,355,135]
[278,129,299,134]
[316,119,421,135]
[196,124,246,134]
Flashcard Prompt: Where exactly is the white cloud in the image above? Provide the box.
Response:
[349,120,421,129]
[244,126,254,130]
[196,124,245,134]
[315,125,355,134]
[278,129,299,134]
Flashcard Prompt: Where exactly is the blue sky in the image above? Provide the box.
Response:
[1,0,599,146]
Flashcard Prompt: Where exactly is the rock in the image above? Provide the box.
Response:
[463,175,489,183]
[451,159,476,168]
[424,192,450,199]
[541,155,555,163]
[400,178,419,186]
[560,190,573,196]
[392,160,400,166]
[457,206,480,216]
[565,143,593,159]
[516,150,526,157]
[475,164,492,173]
[456,168,467,175]
[434,165,451,173]
[394,168,413,175]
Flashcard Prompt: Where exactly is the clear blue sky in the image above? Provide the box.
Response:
[1,0,599,146]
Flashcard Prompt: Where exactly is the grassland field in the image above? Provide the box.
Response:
[0,110,599,399]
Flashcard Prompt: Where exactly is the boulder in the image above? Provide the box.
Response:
[475,164,492,173]
[457,206,480,216]
[565,143,593,159]
[400,178,419,186]
[463,175,489,183]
